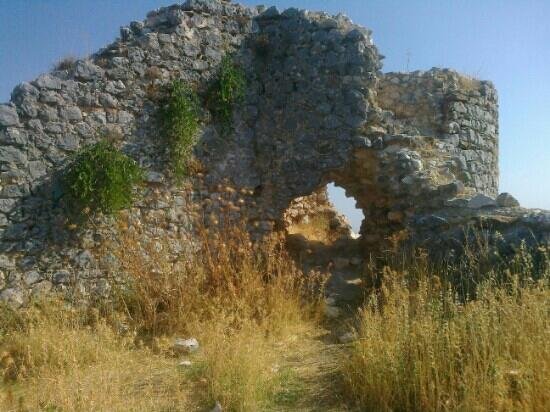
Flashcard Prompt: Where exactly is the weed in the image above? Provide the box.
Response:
[343,246,550,412]
[0,220,324,412]
[0,300,192,411]
[207,55,246,135]
[110,219,324,410]
[112,220,322,337]
[457,73,481,92]
[158,79,201,178]
[271,367,306,406]
[53,56,77,71]
[62,140,143,217]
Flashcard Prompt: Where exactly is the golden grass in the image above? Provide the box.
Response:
[457,73,482,92]
[1,219,548,411]
[113,224,324,411]
[342,248,550,412]
[287,214,336,244]
[112,223,324,335]
[0,224,325,412]
[0,301,193,411]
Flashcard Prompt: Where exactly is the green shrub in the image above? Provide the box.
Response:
[158,80,201,178]
[63,140,143,216]
[207,55,246,134]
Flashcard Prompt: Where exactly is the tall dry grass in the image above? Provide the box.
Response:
[0,223,324,412]
[114,223,322,336]
[343,245,550,412]
[113,223,324,410]
[0,301,192,411]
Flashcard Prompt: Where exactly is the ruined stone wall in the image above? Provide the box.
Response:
[199,5,381,226]
[0,0,546,307]
[284,188,352,242]
[0,0,259,306]
[377,70,499,197]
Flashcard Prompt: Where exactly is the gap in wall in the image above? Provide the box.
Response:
[326,182,364,236]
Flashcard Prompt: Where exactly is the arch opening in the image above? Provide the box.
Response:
[326,183,364,236]
[283,181,364,247]
[283,181,367,305]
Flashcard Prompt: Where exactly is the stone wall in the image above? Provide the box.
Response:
[284,188,352,242]
[0,0,547,307]
[377,70,499,197]
[0,0,260,306]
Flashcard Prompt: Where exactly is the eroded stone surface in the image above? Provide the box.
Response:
[0,0,547,303]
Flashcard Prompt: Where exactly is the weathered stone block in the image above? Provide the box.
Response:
[0,104,20,127]
[34,74,62,90]
[0,146,27,165]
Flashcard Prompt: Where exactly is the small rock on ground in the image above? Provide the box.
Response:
[173,337,199,354]
[211,401,223,412]
[178,360,193,368]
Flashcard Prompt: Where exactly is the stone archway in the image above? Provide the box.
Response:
[284,189,351,245]
[3,0,530,306]
[275,138,428,254]
[198,8,499,256]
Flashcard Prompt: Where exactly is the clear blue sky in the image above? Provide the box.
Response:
[1,0,548,232]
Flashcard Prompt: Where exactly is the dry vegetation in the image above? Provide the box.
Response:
[0,224,326,412]
[0,302,192,411]
[287,214,338,244]
[0,222,548,411]
[53,55,77,71]
[457,73,482,92]
[343,246,550,412]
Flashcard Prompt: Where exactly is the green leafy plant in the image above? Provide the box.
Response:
[207,55,246,134]
[63,140,143,216]
[158,80,201,178]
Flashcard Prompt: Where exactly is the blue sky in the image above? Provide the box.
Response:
[1,0,548,231]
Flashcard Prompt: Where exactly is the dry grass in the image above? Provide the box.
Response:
[0,223,325,412]
[0,301,193,411]
[113,223,323,335]
[1,218,548,411]
[287,214,337,244]
[457,73,481,92]
[53,55,77,71]
[112,223,325,410]
[342,246,550,412]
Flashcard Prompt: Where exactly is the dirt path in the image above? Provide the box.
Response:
[272,236,367,411]
[269,328,352,411]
